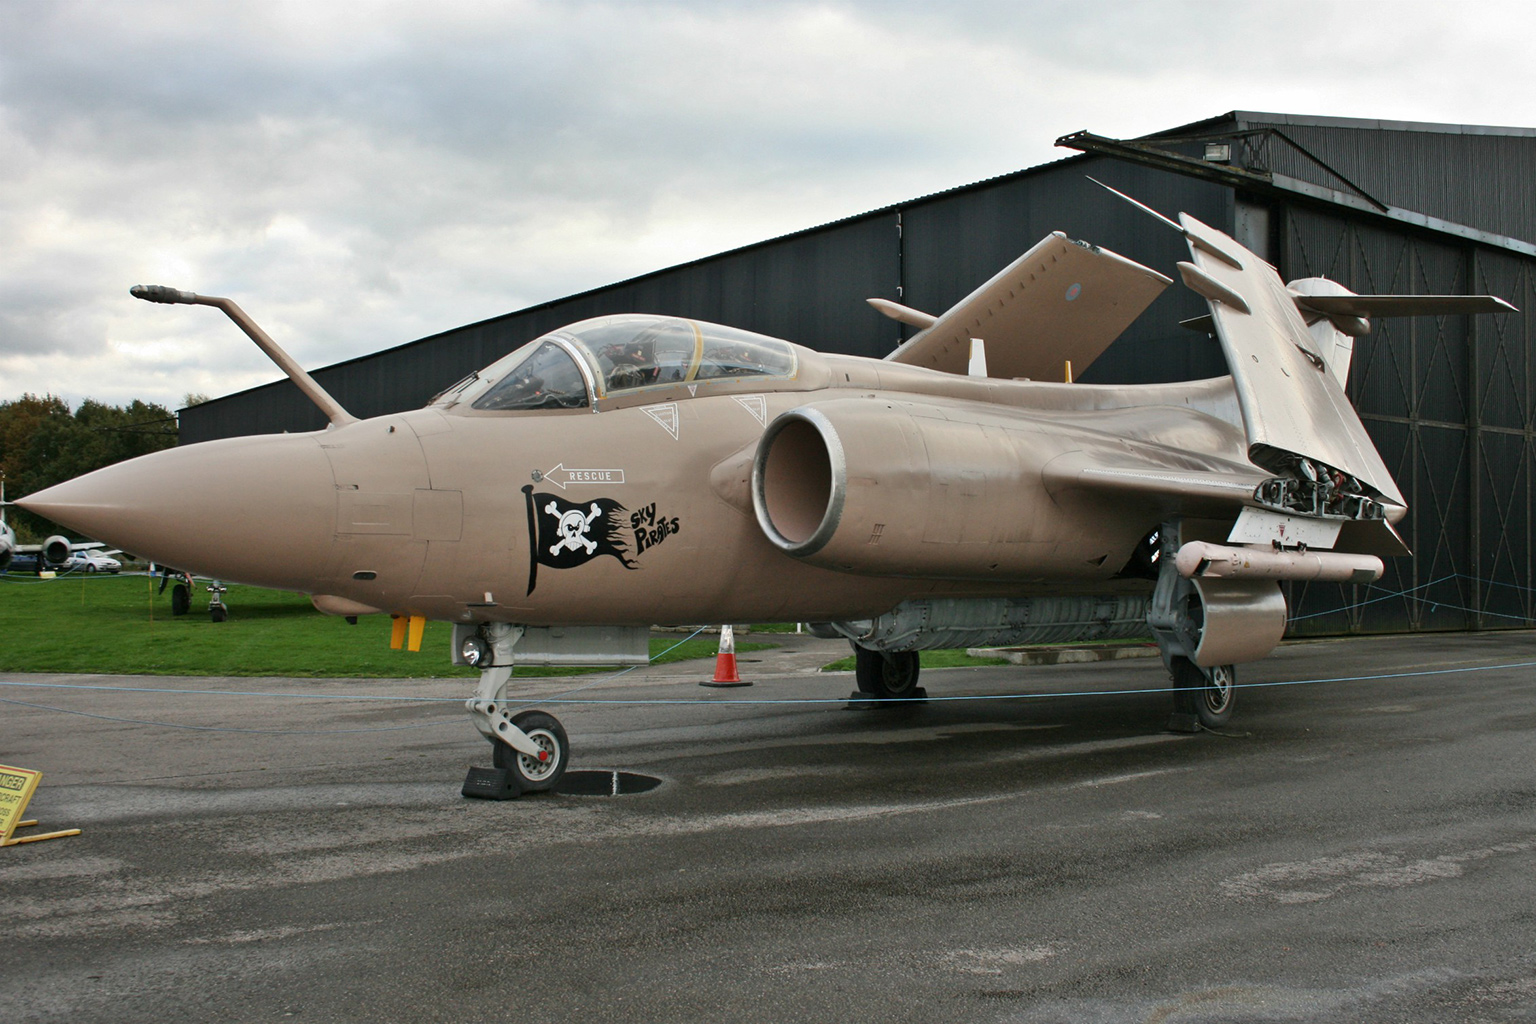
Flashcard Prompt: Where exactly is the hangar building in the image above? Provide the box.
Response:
[181,111,1536,638]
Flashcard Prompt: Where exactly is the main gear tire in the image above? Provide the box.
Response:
[1172,658,1235,729]
[854,647,922,700]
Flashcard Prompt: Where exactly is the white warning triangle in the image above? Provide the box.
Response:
[732,394,767,427]
[642,403,680,440]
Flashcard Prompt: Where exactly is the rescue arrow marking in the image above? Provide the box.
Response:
[541,463,627,490]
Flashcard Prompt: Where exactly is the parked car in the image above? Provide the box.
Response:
[4,553,41,574]
[67,550,122,573]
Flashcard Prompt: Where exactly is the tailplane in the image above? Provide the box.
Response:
[1287,277,1515,387]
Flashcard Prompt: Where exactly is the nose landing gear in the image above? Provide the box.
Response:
[207,582,229,622]
[461,626,571,799]
[491,710,569,788]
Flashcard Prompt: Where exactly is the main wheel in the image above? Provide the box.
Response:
[171,583,190,616]
[854,647,922,700]
[1172,658,1235,729]
[492,710,569,792]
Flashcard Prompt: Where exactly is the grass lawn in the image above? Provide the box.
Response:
[820,649,1009,672]
[0,572,772,677]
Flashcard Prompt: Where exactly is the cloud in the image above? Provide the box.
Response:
[1,0,1533,408]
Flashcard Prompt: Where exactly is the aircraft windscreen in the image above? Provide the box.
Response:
[472,340,591,411]
[560,315,795,394]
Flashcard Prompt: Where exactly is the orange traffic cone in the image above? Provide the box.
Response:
[701,624,752,687]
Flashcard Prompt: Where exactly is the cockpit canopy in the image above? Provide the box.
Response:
[442,315,798,412]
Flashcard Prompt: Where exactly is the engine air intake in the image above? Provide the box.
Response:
[752,408,845,557]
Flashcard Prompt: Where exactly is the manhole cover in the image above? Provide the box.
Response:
[555,770,663,796]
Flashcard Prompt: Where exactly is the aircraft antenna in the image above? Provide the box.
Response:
[1086,177,1244,269]
[1086,176,1183,233]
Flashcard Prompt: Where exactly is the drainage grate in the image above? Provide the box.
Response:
[555,770,663,796]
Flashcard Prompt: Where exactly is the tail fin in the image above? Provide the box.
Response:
[1087,177,1516,561]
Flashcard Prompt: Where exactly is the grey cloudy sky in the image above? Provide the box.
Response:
[2,0,1532,409]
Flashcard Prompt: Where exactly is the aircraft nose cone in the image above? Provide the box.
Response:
[19,434,336,590]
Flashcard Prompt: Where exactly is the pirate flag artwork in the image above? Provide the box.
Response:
[523,485,637,594]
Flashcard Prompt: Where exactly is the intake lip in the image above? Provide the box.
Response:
[751,407,846,558]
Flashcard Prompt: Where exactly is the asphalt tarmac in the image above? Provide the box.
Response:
[3,630,1535,1023]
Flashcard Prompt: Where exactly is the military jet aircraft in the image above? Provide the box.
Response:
[19,188,1514,795]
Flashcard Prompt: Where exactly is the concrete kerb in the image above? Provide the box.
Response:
[967,642,1162,666]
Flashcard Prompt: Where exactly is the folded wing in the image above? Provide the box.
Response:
[879,232,1172,380]
[1177,213,1406,507]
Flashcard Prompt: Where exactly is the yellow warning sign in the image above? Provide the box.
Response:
[0,764,42,844]
[0,764,80,847]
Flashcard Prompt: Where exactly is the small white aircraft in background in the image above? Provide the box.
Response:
[0,481,108,573]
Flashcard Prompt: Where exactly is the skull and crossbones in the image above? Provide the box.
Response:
[546,501,602,556]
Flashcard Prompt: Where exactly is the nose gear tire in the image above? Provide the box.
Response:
[492,710,570,791]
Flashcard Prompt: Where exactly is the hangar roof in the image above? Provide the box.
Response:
[1139,111,1536,248]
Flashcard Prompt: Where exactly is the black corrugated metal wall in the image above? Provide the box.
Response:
[1279,203,1536,635]
[1233,113,1536,244]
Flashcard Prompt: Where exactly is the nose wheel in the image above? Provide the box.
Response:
[490,710,569,791]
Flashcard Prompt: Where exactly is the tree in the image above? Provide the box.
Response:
[0,394,178,541]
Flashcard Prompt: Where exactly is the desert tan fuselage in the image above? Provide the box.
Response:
[29,344,1259,628]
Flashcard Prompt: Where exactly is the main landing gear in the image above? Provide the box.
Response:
[851,646,926,702]
[1169,657,1236,731]
[462,624,570,798]
[1147,519,1238,732]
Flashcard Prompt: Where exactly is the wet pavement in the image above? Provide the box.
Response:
[3,630,1535,1023]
